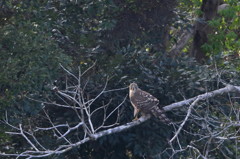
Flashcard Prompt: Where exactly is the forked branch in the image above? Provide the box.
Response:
[1,64,240,158]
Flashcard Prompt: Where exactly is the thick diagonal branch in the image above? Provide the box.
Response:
[1,85,240,158]
[90,85,239,139]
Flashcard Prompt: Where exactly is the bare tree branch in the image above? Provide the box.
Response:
[169,96,201,143]
[164,85,238,111]
[1,63,240,159]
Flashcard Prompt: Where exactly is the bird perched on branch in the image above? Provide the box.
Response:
[129,83,171,125]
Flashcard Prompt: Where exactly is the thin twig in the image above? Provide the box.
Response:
[169,97,200,143]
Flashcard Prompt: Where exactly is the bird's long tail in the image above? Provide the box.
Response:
[150,105,172,125]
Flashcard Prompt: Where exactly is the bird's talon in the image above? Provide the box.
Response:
[132,117,139,121]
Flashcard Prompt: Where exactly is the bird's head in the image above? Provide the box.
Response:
[129,83,138,93]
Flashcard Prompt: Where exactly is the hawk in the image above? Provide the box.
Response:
[129,82,171,125]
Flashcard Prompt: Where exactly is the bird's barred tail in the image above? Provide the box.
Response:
[150,105,172,125]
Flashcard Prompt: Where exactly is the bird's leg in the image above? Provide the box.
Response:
[133,108,140,121]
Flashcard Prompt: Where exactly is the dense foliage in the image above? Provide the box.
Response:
[0,0,239,158]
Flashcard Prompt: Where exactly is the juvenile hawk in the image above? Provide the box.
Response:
[129,83,171,125]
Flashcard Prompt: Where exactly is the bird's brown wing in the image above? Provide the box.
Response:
[135,90,171,124]
[134,90,159,111]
